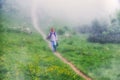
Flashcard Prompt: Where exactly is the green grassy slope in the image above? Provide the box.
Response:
[0,14,84,80]
[58,34,120,80]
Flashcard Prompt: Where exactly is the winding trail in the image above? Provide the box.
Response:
[36,29,92,80]
[54,52,92,80]
[32,25,92,80]
[31,0,92,79]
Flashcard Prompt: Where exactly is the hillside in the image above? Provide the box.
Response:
[0,8,84,80]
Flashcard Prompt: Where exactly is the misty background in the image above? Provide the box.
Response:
[1,0,120,26]
[0,0,120,39]
[34,0,120,25]
[32,0,120,28]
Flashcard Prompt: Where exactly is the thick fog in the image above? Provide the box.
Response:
[31,0,120,25]
[2,0,120,26]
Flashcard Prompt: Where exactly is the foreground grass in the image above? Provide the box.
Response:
[0,9,85,80]
[58,34,120,80]
[0,30,84,80]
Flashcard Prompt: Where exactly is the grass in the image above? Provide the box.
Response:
[1,9,120,80]
[0,17,84,80]
[58,34,120,80]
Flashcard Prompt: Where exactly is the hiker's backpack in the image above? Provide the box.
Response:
[47,32,56,39]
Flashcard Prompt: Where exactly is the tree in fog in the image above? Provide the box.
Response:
[88,11,120,43]
[90,19,108,34]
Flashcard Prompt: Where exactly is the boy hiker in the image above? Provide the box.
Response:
[47,27,58,52]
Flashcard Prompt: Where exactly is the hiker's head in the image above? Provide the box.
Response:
[50,27,54,32]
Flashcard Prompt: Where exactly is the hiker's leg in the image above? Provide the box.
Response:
[53,41,57,51]
[53,44,56,52]
[51,41,56,52]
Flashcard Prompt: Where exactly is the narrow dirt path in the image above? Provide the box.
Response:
[46,36,91,80]
[31,5,92,79]
[35,29,92,80]
[55,52,92,80]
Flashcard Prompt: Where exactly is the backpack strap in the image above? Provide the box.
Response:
[50,32,56,38]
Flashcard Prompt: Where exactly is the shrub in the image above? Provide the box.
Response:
[88,18,120,43]
[57,28,65,35]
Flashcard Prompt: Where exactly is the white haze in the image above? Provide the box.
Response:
[30,0,120,25]
[5,0,120,26]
